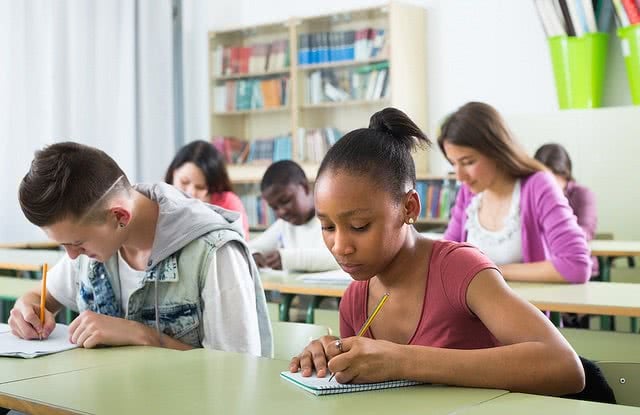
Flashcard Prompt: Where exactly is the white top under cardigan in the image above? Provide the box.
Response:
[465,180,523,266]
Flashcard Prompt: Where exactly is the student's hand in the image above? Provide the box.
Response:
[8,299,56,340]
[289,335,340,378]
[326,336,402,384]
[253,253,268,268]
[68,310,144,348]
[264,252,282,270]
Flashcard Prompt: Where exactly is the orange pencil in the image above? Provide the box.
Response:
[39,263,48,338]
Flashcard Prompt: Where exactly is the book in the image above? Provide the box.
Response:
[298,270,352,284]
[280,371,423,396]
[0,324,78,358]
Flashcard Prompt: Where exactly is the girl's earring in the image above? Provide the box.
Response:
[119,223,126,228]
[408,218,415,225]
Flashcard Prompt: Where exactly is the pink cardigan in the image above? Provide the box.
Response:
[443,171,591,283]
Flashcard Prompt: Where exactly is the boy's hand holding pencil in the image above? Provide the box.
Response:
[7,262,57,340]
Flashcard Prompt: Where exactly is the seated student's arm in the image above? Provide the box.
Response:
[571,185,597,241]
[9,289,61,340]
[248,220,284,267]
[501,173,590,283]
[68,310,194,350]
[325,270,584,396]
[279,248,339,272]
[442,185,470,242]
[9,257,70,340]
[201,241,262,356]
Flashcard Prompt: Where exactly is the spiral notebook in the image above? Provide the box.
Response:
[280,371,422,396]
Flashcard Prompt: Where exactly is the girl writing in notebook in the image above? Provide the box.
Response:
[439,102,591,283]
[289,107,585,396]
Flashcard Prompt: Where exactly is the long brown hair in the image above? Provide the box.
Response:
[437,102,545,178]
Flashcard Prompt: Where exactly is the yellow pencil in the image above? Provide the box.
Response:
[39,263,48,339]
[357,292,390,337]
[329,293,389,381]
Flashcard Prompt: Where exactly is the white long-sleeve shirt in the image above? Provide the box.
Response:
[248,217,339,272]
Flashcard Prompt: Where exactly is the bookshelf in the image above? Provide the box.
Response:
[209,2,435,229]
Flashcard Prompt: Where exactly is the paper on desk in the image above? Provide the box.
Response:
[0,324,78,358]
[0,323,10,334]
[298,270,352,284]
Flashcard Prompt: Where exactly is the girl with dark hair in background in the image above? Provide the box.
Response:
[165,140,249,238]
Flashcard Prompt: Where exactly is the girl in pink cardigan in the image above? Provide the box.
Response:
[438,102,590,284]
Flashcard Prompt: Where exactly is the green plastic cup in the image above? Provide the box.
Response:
[548,33,608,109]
[618,24,640,105]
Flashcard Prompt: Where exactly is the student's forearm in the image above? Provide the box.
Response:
[396,341,583,396]
[499,261,567,283]
[136,323,194,351]
[20,289,63,314]
[280,249,339,271]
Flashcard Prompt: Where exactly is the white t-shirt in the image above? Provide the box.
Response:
[465,180,523,266]
[47,242,262,356]
[248,217,339,272]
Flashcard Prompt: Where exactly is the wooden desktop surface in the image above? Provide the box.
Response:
[456,392,640,415]
[0,276,40,301]
[0,348,509,415]
[261,271,640,317]
[589,240,640,257]
[0,241,60,250]
[0,249,65,272]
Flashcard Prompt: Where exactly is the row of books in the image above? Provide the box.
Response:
[612,0,640,26]
[239,192,277,227]
[306,62,389,104]
[295,127,342,163]
[415,180,459,220]
[534,0,638,37]
[212,77,289,112]
[298,28,387,65]
[211,40,290,76]
[247,135,293,163]
[211,127,342,166]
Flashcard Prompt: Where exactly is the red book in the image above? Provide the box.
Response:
[622,0,640,24]
[239,47,252,74]
[229,47,241,74]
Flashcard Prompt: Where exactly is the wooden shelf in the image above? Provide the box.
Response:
[416,218,449,225]
[416,174,456,181]
[212,106,290,116]
[298,56,389,72]
[228,163,320,184]
[301,98,389,110]
[213,69,290,81]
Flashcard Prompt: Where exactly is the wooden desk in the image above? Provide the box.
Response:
[0,348,508,415]
[590,240,640,258]
[0,346,175,386]
[0,241,60,250]
[456,392,639,415]
[0,277,40,302]
[0,249,64,274]
[261,270,640,326]
[509,282,640,318]
[0,277,40,322]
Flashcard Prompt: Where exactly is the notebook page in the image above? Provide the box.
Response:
[298,270,352,284]
[280,371,423,396]
[0,324,78,358]
[0,324,10,334]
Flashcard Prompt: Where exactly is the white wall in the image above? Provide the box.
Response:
[206,0,640,239]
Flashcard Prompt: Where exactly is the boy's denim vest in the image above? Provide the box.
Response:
[75,229,247,348]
